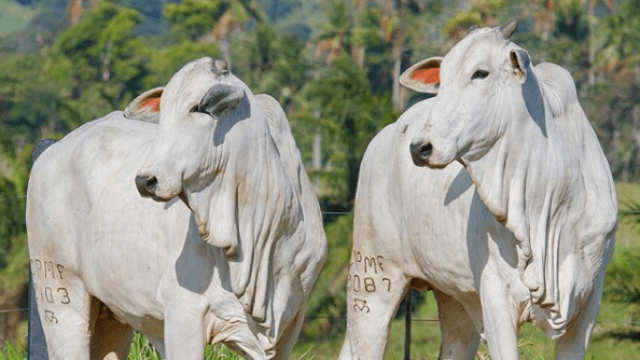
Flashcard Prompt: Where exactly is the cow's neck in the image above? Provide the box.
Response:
[236,119,300,231]
[461,79,586,313]
[224,115,302,321]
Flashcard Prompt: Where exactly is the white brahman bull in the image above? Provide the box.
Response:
[338,20,617,360]
[27,57,327,360]
[407,20,617,358]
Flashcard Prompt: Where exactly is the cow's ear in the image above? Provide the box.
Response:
[400,57,442,94]
[199,84,244,119]
[510,49,530,84]
[124,87,164,123]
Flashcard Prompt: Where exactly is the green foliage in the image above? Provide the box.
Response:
[582,78,640,181]
[554,0,589,42]
[0,341,25,360]
[145,41,222,88]
[0,52,73,139]
[604,246,640,304]
[299,54,397,207]
[233,21,309,101]
[600,0,640,63]
[165,0,225,41]
[443,0,506,38]
[302,214,352,341]
[56,3,152,108]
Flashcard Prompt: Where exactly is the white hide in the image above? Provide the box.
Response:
[405,22,617,359]
[26,58,327,360]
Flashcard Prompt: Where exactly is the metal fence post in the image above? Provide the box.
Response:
[28,267,49,360]
[404,289,412,360]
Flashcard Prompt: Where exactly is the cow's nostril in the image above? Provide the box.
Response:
[135,175,158,197]
[146,176,158,190]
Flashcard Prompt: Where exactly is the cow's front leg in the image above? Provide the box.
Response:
[338,250,409,360]
[164,292,208,360]
[479,266,530,360]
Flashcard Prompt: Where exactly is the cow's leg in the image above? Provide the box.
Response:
[337,260,409,360]
[479,268,529,360]
[271,308,305,360]
[90,303,134,360]
[555,270,606,360]
[33,279,95,360]
[163,294,207,360]
[433,289,480,360]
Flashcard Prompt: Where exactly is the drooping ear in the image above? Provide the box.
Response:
[510,48,530,84]
[399,57,443,94]
[199,84,244,119]
[124,87,164,123]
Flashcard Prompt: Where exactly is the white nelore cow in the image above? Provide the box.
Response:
[27,57,327,360]
[338,21,617,360]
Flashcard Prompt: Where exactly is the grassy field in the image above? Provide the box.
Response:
[2,182,640,359]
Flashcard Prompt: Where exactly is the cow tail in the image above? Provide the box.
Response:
[31,139,57,164]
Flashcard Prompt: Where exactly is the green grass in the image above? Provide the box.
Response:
[0,0,37,35]
[615,181,640,248]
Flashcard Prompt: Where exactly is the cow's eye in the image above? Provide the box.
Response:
[189,105,200,113]
[472,69,490,80]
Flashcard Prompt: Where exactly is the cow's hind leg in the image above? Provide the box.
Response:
[33,278,95,359]
[337,261,409,360]
[271,309,305,360]
[90,303,135,360]
[433,289,480,360]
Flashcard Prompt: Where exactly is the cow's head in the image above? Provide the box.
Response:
[407,20,535,168]
[135,57,252,256]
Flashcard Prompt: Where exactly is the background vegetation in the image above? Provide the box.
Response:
[1,0,640,358]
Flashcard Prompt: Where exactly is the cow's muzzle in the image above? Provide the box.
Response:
[410,141,433,167]
[135,174,158,198]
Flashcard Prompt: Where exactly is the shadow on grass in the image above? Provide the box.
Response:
[608,331,640,342]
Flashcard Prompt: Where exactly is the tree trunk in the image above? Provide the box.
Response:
[67,0,83,26]
[390,0,405,111]
[391,33,405,111]
[587,0,596,84]
[313,130,322,195]
[102,41,112,82]
[352,0,368,68]
[352,46,365,68]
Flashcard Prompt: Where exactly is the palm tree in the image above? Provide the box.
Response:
[583,0,616,83]
[383,0,406,110]
[67,0,99,26]
[209,0,265,67]
[166,0,265,68]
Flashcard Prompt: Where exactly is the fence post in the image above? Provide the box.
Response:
[28,268,49,360]
[404,289,412,360]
